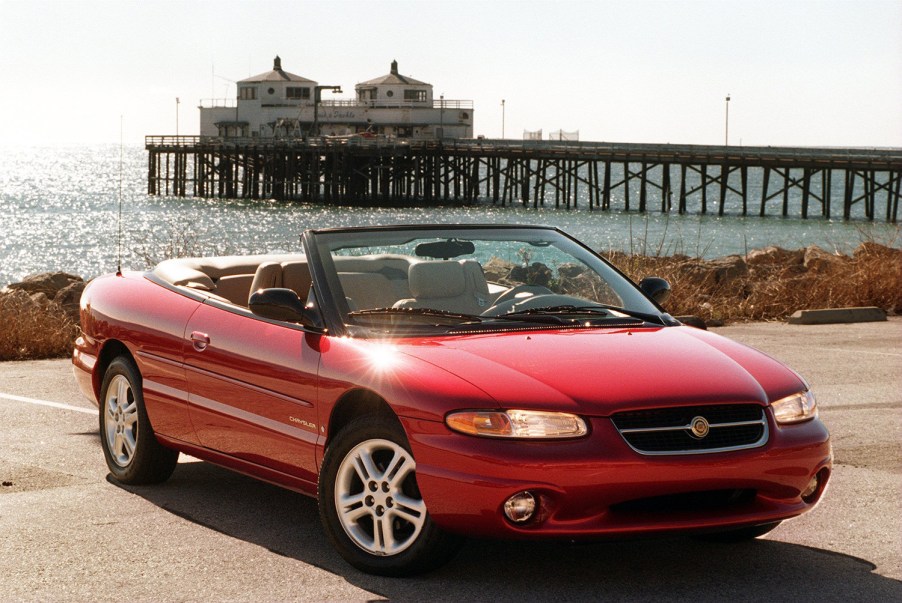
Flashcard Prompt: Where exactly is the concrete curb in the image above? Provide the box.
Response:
[787,306,887,325]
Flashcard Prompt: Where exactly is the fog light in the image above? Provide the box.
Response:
[503,491,537,523]
[801,475,819,501]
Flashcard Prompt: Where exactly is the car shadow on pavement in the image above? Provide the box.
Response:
[116,460,902,602]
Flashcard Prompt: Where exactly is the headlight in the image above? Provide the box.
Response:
[445,409,588,439]
[771,390,818,424]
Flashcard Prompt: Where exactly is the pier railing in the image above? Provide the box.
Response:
[198,99,237,109]
[145,136,902,221]
[195,98,474,110]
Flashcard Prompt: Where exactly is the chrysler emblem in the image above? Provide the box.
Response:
[690,416,710,439]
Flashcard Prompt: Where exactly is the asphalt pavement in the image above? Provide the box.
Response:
[1,319,900,601]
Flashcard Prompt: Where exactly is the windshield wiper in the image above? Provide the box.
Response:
[348,307,483,324]
[495,304,665,325]
[349,305,669,331]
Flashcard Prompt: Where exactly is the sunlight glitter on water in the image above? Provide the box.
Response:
[1,144,899,286]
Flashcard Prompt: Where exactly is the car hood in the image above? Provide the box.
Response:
[393,326,806,416]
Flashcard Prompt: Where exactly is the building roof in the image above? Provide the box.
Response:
[239,56,316,84]
[358,60,430,87]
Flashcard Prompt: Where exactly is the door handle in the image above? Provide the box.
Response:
[190,331,210,352]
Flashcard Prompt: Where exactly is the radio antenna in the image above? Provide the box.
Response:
[117,115,123,276]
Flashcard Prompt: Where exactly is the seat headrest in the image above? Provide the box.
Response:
[247,262,283,305]
[408,261,467,298]
[281,261,311,296]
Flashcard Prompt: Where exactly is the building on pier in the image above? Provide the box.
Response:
[199,57,473,140]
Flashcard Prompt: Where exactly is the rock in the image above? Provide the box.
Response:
[6,272,83,298]
[509,262,553,288]
[0,273,84,333]
[482,257,516,282]
[29,292,51,307]
[777,264,808,279]
[746,246,804,267]
[674,261,710,285]
[0,289,36,310]
[803,245,844,274]
[671,256,748,288]
[705,255,748,285]
[557,263,586,279]
[54,281,86,321]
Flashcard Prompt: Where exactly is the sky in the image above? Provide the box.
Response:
[1,0,900,148]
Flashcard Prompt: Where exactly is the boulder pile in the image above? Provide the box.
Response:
[0,272,85,361]
[605,242,902,325]
[3,272,85,322]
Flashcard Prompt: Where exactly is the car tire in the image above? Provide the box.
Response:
[318,414,463,576]
[99,357,179,485]
[693,521,782,543]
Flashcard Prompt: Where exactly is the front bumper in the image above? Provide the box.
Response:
[403,413,831,539]
[72,337,99,406]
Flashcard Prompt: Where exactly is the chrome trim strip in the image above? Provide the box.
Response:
[188,392,318,440]
[136,350,184,369]
[143,379,318,439]
[614,411,769,456]
[143,379,190,403]
[618,419,766,434]
[183,364,314,408]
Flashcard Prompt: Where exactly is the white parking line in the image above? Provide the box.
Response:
[0,392,97,415]
[0,390,200,463]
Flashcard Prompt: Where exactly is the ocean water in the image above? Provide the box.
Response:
[1,144,899,287]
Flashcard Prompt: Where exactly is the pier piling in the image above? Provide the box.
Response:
[145,137,902,222]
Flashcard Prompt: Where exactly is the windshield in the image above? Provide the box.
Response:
[306,225,665,336]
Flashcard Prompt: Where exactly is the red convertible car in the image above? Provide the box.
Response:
[72,224,830,575]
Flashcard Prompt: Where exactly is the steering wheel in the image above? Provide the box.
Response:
[481,285,553,316]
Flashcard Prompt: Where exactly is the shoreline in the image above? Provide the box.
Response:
[2,242,900,361]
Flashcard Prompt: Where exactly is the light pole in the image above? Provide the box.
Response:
[724,94,730,145]
[501,99,505,139]
[313,85,343,137]
[439,94,444,140]
[176,97,180,137]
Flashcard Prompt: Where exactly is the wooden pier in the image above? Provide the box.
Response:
[146,136,902,222]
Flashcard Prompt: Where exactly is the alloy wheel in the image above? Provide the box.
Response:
[334,438,426,556]
[104,374,139,468]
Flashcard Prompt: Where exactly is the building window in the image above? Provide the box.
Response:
[404,89,427,102]
[386,90,394,97]
[239,87,257,100]
[287,87,310,99]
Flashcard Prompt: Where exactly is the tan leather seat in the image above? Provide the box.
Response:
[393,260,492,315]
[154,253,307,306]
[248,261,311,304]
[281,261,313,298]
[338,272,396,310]
[213,274,255,304]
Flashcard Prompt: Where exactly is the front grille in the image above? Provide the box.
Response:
[611,404,768,455]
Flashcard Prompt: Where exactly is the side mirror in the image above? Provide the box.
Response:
[249,288,318,326]
[639,277,671,305]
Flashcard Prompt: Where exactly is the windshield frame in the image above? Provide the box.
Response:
[303,224,670,338]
